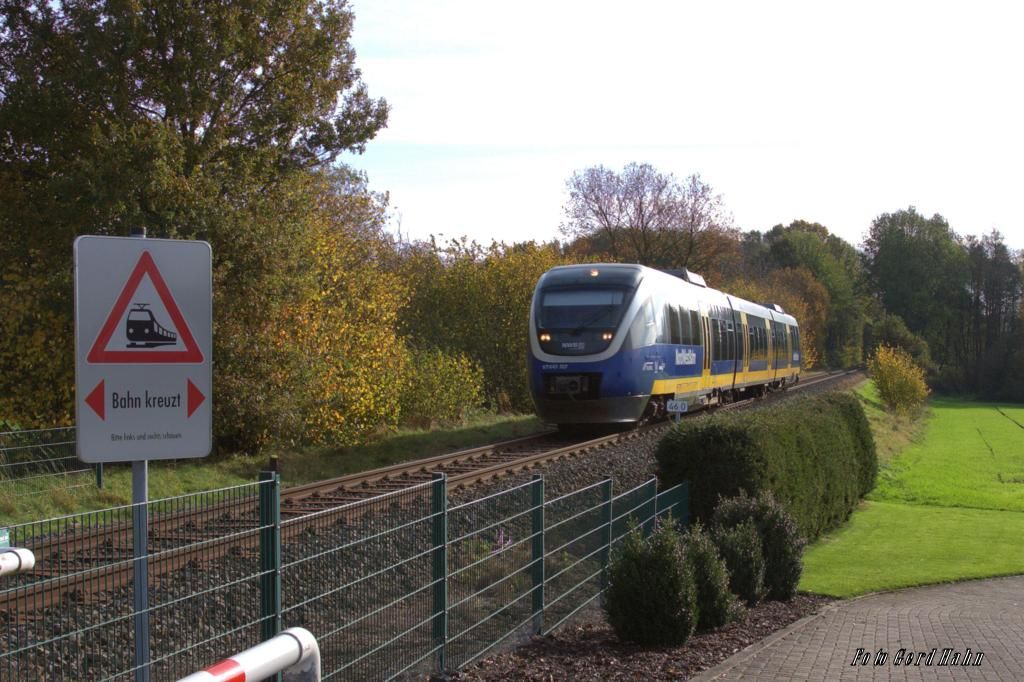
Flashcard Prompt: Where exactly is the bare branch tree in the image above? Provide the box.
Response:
[561,163,733,269]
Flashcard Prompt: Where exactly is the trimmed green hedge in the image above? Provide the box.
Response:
[655,393,877,541]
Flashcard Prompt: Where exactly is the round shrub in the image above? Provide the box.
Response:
[604,520,697,646]
[683,522,744,631]
[712,519,766,606]
[868,344,929,415]
[713,491,805,601]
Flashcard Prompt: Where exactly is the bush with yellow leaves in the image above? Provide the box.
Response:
[395,239,576,412]
[400,347,484,429]
[868,344,929,414]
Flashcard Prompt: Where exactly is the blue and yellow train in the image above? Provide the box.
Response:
[528,264,801,426]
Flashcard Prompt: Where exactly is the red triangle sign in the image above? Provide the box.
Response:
[87,251,203,364]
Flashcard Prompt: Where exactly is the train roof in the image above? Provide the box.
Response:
[537,263,645,289]
[537,264,799,327]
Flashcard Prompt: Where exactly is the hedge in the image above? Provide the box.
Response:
[655,393,877,541]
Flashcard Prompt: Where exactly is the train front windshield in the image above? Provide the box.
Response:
[537,289,627,330]
[534,286,634,356]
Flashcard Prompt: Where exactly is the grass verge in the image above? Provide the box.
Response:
[799,382,1024,597]
[0,412,546,527]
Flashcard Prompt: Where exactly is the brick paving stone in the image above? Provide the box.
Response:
[693,576,1024,681]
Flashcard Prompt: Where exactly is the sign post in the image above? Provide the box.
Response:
[74,232,212,682]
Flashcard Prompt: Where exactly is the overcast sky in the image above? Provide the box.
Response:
[344,0,1024,252]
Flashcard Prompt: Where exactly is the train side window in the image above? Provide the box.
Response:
[667,305,681,344]
[689,311,699,345]
[630,298,657,347]
[654,299,668,344]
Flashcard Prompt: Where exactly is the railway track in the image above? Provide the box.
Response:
[0,369,858,617]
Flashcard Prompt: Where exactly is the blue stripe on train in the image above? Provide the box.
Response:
[531,343,704,398]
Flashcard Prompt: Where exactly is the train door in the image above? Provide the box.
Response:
[701,311,711,382]
[741,315,749,374]
[727,300,739,390]
[785,325,792,371]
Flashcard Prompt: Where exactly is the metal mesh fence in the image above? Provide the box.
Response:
[542,479,607,635]
[0,428,93,496]
[446,479,536,670]
[280,481,436,681]
[0,481,266,681]
[1,472,689,681]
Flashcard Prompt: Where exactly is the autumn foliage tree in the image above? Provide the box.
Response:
[395,239,574,411]
[0,0,390,451]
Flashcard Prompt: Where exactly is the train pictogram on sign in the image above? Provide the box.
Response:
[87,251,203,364]
[126,303,177,348]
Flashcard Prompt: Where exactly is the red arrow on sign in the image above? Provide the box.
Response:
[85,380,105,420]
[187,379,205,418]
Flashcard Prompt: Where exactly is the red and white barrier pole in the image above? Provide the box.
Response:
[0,548,35,577]
[178,627,320,682]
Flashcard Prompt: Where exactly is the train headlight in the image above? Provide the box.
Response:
[539,332,551,342]
[602,331,613,341]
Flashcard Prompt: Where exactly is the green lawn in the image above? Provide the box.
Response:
[870,398,1024,511]
[800,384,1024,597]
[0,412,546,526]
[801,501,1024,597]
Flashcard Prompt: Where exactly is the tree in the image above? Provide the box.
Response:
[0,0,389,445]
[863,207,967,370]
[561,163,734,271]
[0,0,387,243]
[393,239,572,411]
[765,221,866,366]
[962,231,1022,392]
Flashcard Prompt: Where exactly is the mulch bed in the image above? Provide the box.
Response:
[451,594,834,681]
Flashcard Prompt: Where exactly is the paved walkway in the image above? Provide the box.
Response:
[694,576,1024,681]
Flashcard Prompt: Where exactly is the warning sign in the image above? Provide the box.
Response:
[87,251,204,363]
[74,236,212,463]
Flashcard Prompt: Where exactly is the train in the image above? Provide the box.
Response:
[126,303,178,348]
[527,264,801,426]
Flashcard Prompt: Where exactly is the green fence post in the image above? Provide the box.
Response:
[431,472,448,674]
[259,471,281,644]
[530,474,545,634]
[642,478,658,536]
[599,478,613,599]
